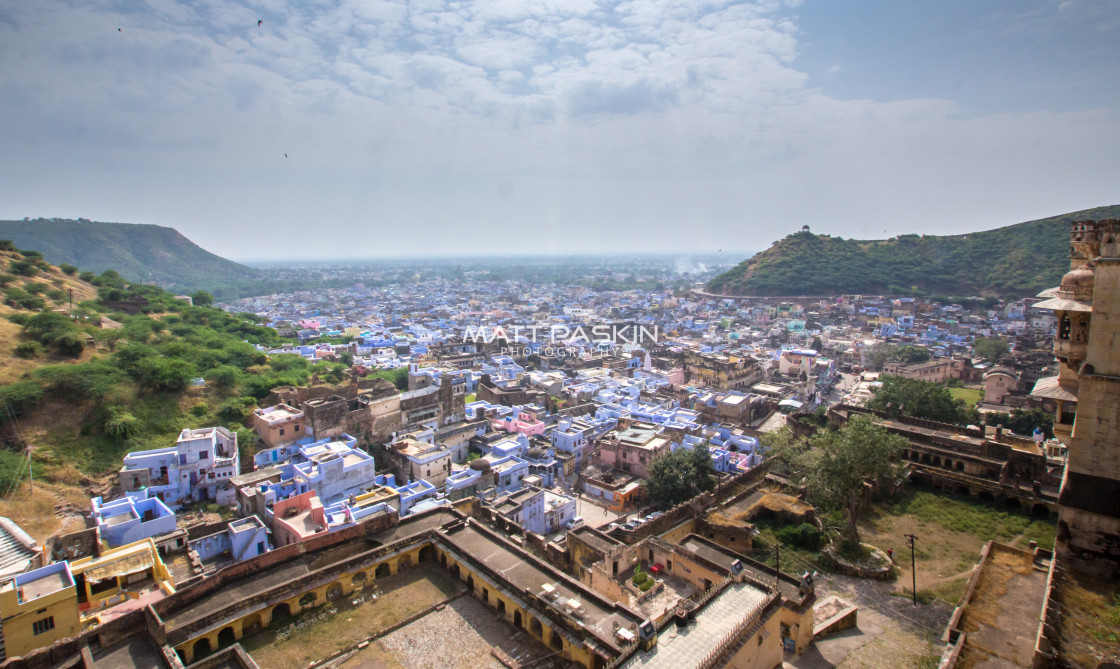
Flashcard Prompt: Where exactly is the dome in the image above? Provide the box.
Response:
[1060,265,1094,293]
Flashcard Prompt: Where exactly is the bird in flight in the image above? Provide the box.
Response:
[284,153,288,158]
[118,27,121,31]
[258,19,263,26]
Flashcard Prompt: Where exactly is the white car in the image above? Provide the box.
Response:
[564,516,585,530]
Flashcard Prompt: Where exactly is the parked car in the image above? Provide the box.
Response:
[564,516,585,530]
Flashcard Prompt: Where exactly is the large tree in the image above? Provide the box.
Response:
[973,337,1010,362]
[867,374,967,424]
[765,414,908,545]
[644,443,716,510]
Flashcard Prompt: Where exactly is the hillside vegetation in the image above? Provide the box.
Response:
[0,243,360,542]
[707,205,1120,297]
[0,218,259,294]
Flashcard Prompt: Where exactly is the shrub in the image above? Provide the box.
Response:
[103,407,140,442]
[0,240,15,252]
[639,579,653,592]
[13,341,44,359]
[204,365,242,388]
[58,264,78,275]
[0,381,44,425]
[776,523,823,551]
[0,274,16,286]
[217,396,256,423]
[9,260,38,277]
[190,403,210,417]
[78,271,95,283]
[53,332,87,358]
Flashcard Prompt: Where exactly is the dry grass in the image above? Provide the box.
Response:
[241,566,462,669]
[1056,569,1120,668]
[959,548,1033,631]
[0,486,83,544]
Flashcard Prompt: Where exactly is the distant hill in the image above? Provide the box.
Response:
[0,218,258,293]
[706,205,1120,298]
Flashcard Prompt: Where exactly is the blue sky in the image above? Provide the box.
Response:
[0,0,1117,260]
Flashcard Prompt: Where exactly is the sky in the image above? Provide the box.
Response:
[0,0,1118,261]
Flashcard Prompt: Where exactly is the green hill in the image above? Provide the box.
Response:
[706,205,1120,297]
[0,218,258,293]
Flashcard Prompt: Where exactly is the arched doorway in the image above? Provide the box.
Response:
[440,552,447,567]
[217,627,236,648]
[299,592,317,608]
[352,572,368,588]
[272,602,291,622]
[514,610,523,628]
[326,583,343,601]
[1006,497,1022,512]
[550,630,564,651]
[398,554,413,571]
[979,491,995,503]
[242,613,262,636]
[530,617,543,638]
[497,599,506,617]
[193,638,212,660]
[1032,504,1051,518]
[375,563,391,578]
[419,545,435,563]
[468,575,475,592]
[452,564,461,579]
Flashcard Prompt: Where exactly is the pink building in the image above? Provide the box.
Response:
[271,491,327,546]
[491,407,546,436]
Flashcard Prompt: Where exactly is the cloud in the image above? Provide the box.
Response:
[0,0,1116,260]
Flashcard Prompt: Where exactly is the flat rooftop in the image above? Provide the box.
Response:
[15,569,72,602]
[954,543,1047,668]
[437,522,638,653]
[617,581,771,669]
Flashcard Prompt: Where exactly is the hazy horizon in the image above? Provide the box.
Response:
[2,0,1118,260]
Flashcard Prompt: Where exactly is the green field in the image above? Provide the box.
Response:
[948,387,982,406]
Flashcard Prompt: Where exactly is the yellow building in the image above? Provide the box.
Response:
[69,538,174,617]
[0,562,82,659]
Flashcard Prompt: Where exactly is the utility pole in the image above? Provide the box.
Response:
[68,286,73,317]
[774,542,781,585]
[905,533,917,605]
[27,445,33,494]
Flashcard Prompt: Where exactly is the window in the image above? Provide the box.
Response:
[32,616,55,635]
[279,428,285,436]
[199,450,208,460]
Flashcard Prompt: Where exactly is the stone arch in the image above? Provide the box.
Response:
[468,575,475,591]
[326,582,344,601]
[352,571,368,588]
[497,599,507,617]
[272,602,291,621]
[932,456,942,467]
[398,554,413,571]
[979,491,995,503]
[550,629,564,651]
[242,613,263,636]
[1006,497,1022,512]
[452,564,461,579]
[217,626,237,648]
[956,485,971,496]
[1057,520,1070,542]
[419,545,436,564]
[440,552,448,567]
[1032,504,1051,518]
[530,616,543,638]
[192,638,212,660]
[955,461,964,472]
[514,610,523,628]
[300,592,318,608]
[375,562,391,579]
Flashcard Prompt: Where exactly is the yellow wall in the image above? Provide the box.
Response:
[0,581,81,659]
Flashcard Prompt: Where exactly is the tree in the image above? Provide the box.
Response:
[190,291,214,307]
[867,375,967,424]
[973,337,1010,362]
[985,408,1054,439]
[865,344,897,371]
[644,443,716,510]
[766,415,907,545]
[895,346,931,364]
